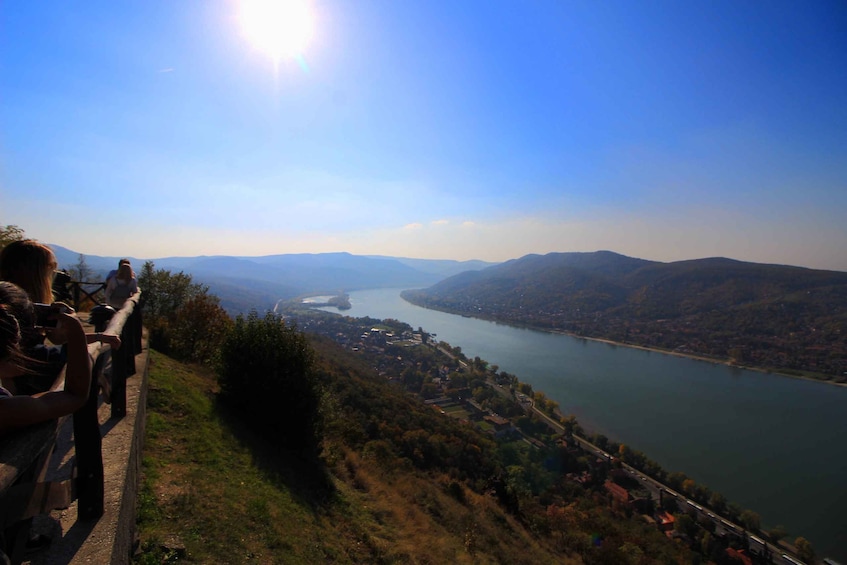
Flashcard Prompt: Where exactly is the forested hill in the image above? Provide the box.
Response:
[402,251,847,380]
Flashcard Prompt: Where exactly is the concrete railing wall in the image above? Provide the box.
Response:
[0,293,147,564]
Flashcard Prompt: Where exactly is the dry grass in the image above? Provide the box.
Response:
[135,351,580,564]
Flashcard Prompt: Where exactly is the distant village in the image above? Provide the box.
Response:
[285,306,812,565]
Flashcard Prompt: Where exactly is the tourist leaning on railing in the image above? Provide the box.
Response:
[0,240,122,350]
[0,291,91,435]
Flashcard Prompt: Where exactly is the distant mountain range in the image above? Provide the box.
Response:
[50,244,847,378]
[49,245,497,313]
[402,251,847,380]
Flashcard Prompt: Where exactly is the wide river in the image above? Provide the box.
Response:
[317,287,847,560]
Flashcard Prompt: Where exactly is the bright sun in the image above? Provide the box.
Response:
[239,0,315,62]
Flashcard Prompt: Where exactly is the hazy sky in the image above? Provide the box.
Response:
[2,1,846,270]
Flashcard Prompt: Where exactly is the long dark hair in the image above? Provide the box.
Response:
[0,282,40,371]
[0,304,28,373]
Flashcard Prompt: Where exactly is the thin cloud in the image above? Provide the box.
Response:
[157,67,175,73]
[462,221,476,228]
[403,222,423,230]
[431,219,449,226]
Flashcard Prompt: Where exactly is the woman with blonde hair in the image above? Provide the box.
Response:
[105,262,138,309]
[0,239,57,304]
[0,240,120,394]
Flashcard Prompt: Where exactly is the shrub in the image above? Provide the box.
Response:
[217,311,321,454]
[170,293,233,364]
[138,261,230,364]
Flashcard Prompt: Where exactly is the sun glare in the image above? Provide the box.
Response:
[239,0,314,63]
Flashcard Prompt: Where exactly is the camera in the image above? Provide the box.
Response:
[34,303,69,328]
[52,270,73,302]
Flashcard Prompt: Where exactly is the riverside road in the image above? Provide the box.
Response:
[528,399,806,565]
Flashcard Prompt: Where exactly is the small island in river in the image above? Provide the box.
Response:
[302,293,351,311]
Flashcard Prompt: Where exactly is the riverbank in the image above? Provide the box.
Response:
[553,331,847,390]
[401,296,847,389]
[318,287,847,560]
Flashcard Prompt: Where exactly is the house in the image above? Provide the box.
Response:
[726,548,753,565]
[604,480,631,504]
[484,414,514,437]
[656,511,675,533]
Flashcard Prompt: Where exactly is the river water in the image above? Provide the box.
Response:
[317,287,847,560]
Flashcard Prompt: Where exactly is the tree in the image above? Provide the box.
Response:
[138,261,208,322]
[674,512,697,537]
[726,501,743,521]
[66,253,93,282]
[708,492,726,514]
[170,293,233,364]
[666,471,687,491]
[62,253,98,306]
[793,537,815,563]
[420,382,439,399]
[768,524,788,543]
[504,465,531,512]
[700,531,714,555]
[217,311,321,454]
[0,225,24,251]
[138,260,227,362]
[546,503,584,550]
[739,509,761,532]
[661,493,679,513]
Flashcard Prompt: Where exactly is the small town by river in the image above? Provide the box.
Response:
[317,287,847,562]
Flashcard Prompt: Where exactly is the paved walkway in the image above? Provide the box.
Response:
[24,334,149,565]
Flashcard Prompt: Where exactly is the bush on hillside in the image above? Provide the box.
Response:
[170,293,233,364]
[138,261,231,363]
[217,311,322,454]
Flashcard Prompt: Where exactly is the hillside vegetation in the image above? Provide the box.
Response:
[136,337,694,564]
[132,258,807,563]
[403,251,847,381]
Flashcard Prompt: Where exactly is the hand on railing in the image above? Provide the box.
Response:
[88,332,121,350]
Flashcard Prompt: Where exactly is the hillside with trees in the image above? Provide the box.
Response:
[139,327,696,563]
[402,251,847,381]
[132,260,818,563]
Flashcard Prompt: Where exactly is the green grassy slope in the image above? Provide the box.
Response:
[136,328,696,564]
[135,351,581,564]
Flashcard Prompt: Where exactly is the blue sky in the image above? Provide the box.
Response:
[2,1,846,270]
